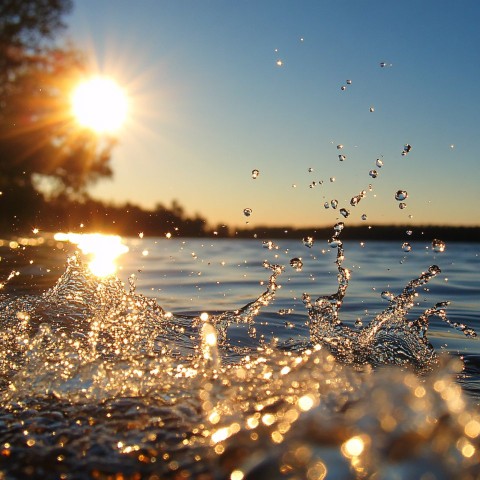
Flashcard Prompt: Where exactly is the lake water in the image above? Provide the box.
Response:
[0,235,479,479]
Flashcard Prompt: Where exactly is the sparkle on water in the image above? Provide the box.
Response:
[53,232,129,277]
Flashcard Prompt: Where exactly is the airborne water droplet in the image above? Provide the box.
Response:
[406,230,413,236]
[308,167,314,173]
[369,106,375,112]
[361,214,367,221]
[331,199,338,209]
[402,242,412,252]
[251,169,260,179]
[338,154,346,161]
[328,238,342,248]
[402,144,412,156]
[334,222,344,232]
[324,202,330,209]
[395,190,408,201]
[337,144,343,150]
[330,177,336,183]
[340,208,350,218]
[243,208,252,217]
[376,158,383,168]
[432,239,446,253]
[346,79,352,85]
[290,257,303,271]
[369,170,378,178]
[341,85,346,91]
[399,202,407,209]
[302,236,314,248]
[381,291,395,301]
[262,240,276,250]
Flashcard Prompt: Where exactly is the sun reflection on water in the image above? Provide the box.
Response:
[53,232,129,277]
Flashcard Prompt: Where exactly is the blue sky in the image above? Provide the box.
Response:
[67,1,480,227]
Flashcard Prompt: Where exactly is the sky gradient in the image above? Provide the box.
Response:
[67,1,480,228]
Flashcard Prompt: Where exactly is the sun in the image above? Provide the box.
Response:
[71,76,128,133]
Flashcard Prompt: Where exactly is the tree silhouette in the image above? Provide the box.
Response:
[0,0,115,231]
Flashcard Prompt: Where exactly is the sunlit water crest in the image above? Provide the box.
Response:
[0,230,479,479]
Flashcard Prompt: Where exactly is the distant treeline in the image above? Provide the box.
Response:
[1,193,479,241]
[0,193,209,237]
[232,225,480,242]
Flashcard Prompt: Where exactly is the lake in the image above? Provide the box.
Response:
[0,234,479,479]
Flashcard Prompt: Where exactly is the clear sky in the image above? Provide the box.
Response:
[66,0,480,228]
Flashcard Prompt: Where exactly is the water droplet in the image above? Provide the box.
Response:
[340,208,350,218]
[302,236,314,248]
[276,60,283,67]
[328,238,342,248]
[368,184,373,191]
[369,106,375,112]
[324,202,330,209]
[369,170,378,178]
[361,214,367,221]
[406,230,413,236]
[330,177,336,183]
[402,242,412,252]
[379,61,392,68]
[395,190,408,201]
[262,240,276,250]
[402,144,412,156]
[399,202,407,209]
[251,169,260,179]
[290,257,303,271]
[338,154,346,161]
[308,167,314,173]
[331,199,338,209]
[376,158,383,168]
[243,208,252,217]
[350,193,364,207]
[450,144,455,149]
[346,79,352,85]
[381,291,395,301]
[432,239,446,253]
[341,85,346,91]
[337,144,344,150]
[334,222,345,232]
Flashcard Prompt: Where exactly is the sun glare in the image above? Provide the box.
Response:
[54,232,129,277]
[71,77,128,133]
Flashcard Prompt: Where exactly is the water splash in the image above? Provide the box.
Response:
[303,227,476,371]
[0,239,478,479]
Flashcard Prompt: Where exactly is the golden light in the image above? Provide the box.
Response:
[54,232,129,277]
[71,76,128,133]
